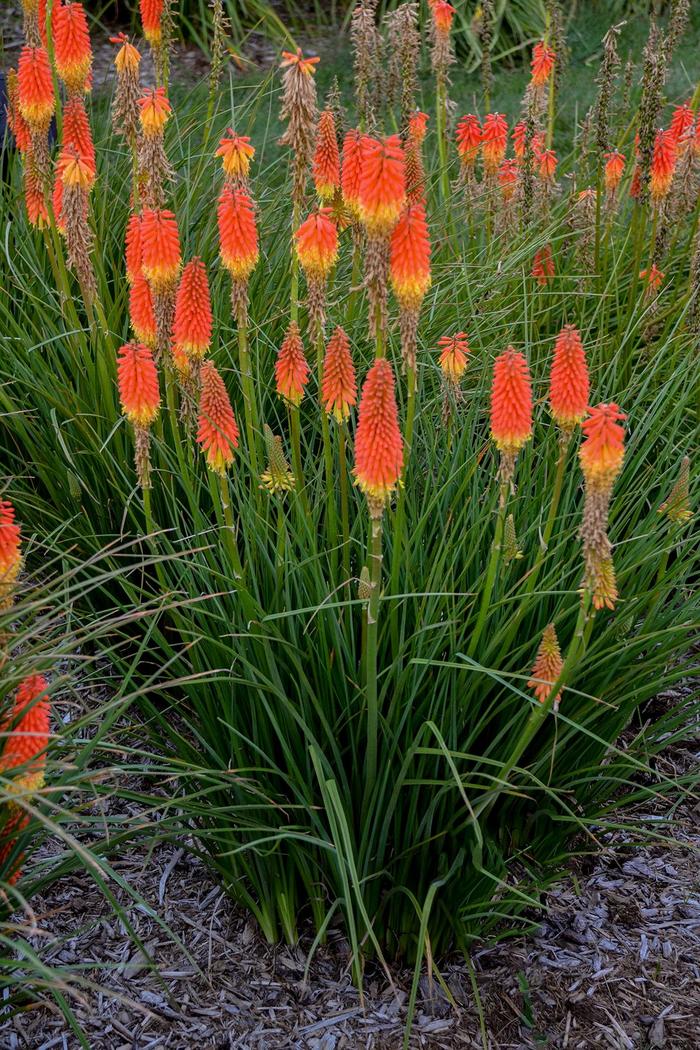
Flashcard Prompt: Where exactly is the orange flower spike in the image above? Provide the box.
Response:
[275,322,310,407]
[537,148,557,182]
[354,357,404,515]
[172,258,213,360]
[111,32,141,74]
[294,209,339,279]
[6,70,32,153]
[548,325,590,430]
[216,130,255,181]
[138,87,171,136]
[53,2,92,94]
[497,159,518,201]
[530,41,555,87]
[129,274,157,347]
[650,129,677,200]
[532,243,555,285]
[140,209,181,291]
[25,166,49,228]
[490,347,533,455]
[669,101,694,151]
[431,0,455,35]
[512,122,544,160]
[359,134,406,237]
[280,48,320,77]
[0,500,22,602]
[313,109,341,201]
[456,114,482,169]
[409,111,429,145]
[389,202,431,311]
[1,675,50,781]
[61,149,94,191]
[481,113,508,176]
[139,0,164,46]
[640,263,664,294]
[579,403,626,491]
[341,129,364,216]
[217,187,259,280]
[117,342,160,426]
[17,46,54,130]
[125,213,143,283]
[63,97,96,177]
[603,150,625,193]
[438,332,469,383]
[527,624,564,708]
[322,326,357,422]
[197,361,240,475]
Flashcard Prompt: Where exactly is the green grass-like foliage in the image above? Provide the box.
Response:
[1,8,698,980]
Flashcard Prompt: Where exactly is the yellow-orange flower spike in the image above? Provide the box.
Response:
[512,121,544,160]
[129,274,156,347]
[17,46,54,130]
[111,32,141,74]
[530,41,555,88]
[172,258,212,360]
[61,149,93,190]
[0,499,22,606]
[1,675,50,781]
[197,360,240,475]
[640,263,664,295]
[579,403,626,491]
[24,165,49,229]
[490,347,533,455]
[438,332,469,384]
[140,209,181,291]
[389,202,431,311]
[313,109,341,201]
[456,114,482,169]
[53,2,92,94]
[537,147,557,182]
[669,101,694,150]
[528,624,564,708]
[322,326,357,422]
[359,134,406,237]
[63,97,96,180]
[604,150,625,194]
[125,213,143,283]
[431,0,455,36]
[354,357,404,515]
[217,186,259,281]
[138,86,171,136]
[341,129,364,217]
[548,325,590,430]
[650,129,676,200]
[481,113,508,176]
[295,209,339,278]
[409,111,429,144]
[532,243,555,285]
[117,342,160,427]
[275,322,310,407]
[279,48,320,77]
[139,0,164,46]
[6,70,32,154]
[216,130,255,181]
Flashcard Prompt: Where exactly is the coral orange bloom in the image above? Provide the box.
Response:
[61,149,94,191]
[389,202,431,310]
[579,403,626,490]
[532,243,555,285]
[354,358,403,514]
[294,209,339,278]
[138,87,171,135]
[125,213,143,282]
[53,2,92,94]
[409,111,429,144]
[25,166,49,228]
[490,347,533,454]
[1,675,50,783]
[197,360,240,474]
[140,209,181,290]
[669,101,694,150]
[129,274,156,347]
[456,114,482,169]
[341,129,364,216]
[280,48,320,76]
[6,70,32,153]
[530,41,555,87]
[497,159,518,201]
[172,258,212,360]
[431,0,455,35]
[603,149,625,193]
[313,109,341,201]
[111,32,141,74]
[481,113,508,176]
[640,263,664,295]
[512,121,544,160]
[650,129,676,200]
[17,46,54,130]
[438,332,469,383]
[358,134,406,237]
[528,624,563,707]
[275,322,310,406]
[139,0,164,46]
[117,342,160,426]
[537,147,557,182]
[217,187,259,280]
[322,327,356,422]
[63,97,96,178]
[216,130,255,181]
[548,325,589,430]
[0,499,22,603]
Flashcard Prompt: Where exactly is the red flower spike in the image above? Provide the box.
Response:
[117,342,160,427]
[0,500,22,599]
[138,87,171,136]
[490,347,533,454]
[197,360,240,475]
[456,114,482,169]
[481,113,508,175]
[294,209,339,278]
[530,41,555,87]
[341,129,364,217]
[125,213,143,283]
[498,159,518,201]
[389,202,431,311]
[528,625,563,707]
[354,357,404,510]
[532,243,555,285]
[650,129,677,200]
[217,187,259,280]
[172,258,212,360]
[129,274,157,347]
[579,403,626,490]
[438,332,469,383]
[275,322,310,407]
[17,46,54,130]
[139,0,164,46]
[322,326,356,422]
[53,3,92,94]
[313,109,341,202]
[140,209,181,291]
[548,325,590,430]
[604,150,625,193]
[1,675,50,780]
[358,134,406,237]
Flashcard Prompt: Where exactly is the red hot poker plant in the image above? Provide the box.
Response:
[579,403,627,611]
[197,361,240,476]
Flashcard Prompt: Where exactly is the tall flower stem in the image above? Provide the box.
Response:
[236,308,261,480]
[338,424,351,587]
[467,480,508,660]
[436,73,450,203]
[289,405,308,511]
[364,515,383,798]
[347,236,363,325]
[389,362,417,646]
[317,333,338,576]
[214,472,244,580]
